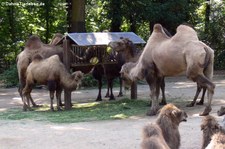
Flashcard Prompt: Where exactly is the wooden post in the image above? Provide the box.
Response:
[63,38,72,110]
[131,82,137,99]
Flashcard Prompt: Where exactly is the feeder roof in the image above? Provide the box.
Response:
[67,32,146,46]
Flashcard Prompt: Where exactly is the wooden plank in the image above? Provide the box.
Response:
[63,38,72,110]
[131,82,137,99]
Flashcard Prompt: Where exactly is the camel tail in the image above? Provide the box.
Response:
[202,46,214,80]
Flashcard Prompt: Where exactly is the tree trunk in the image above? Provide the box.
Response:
[205,0,210,33]
[45,1,50,43]
[109,0,122,32]
[69,0,86,32]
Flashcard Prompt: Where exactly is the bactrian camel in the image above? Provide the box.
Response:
[22,54,83,111]
[120,24,215,116]
[17,34,64,107]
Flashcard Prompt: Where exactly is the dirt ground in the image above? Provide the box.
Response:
[0,73,225,149]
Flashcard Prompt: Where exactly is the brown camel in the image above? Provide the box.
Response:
[17,34,64,107]
[22,54,83,111]
[201,115,225,149]
[120,24,215,116]
[141,104,187,149]
[141,123,171,149]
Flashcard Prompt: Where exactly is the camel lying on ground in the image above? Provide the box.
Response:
[120,24,215,116]
[22,54,83,111]
[201,115,225,149]
[141,104,187,149]
[17,34,64,107]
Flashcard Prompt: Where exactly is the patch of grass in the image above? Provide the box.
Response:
[0,99,149,123]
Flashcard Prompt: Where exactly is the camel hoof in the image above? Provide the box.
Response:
[146,107,159,116]
[59,103,65,107]
[217,106,225,116]
[159,101,167,106]
[117,93,123,97]
[96,98,102,101]
[199,106,212,116]
[57,107,63,111]
[186,103,194,107]
[196,102,204,105]
[109,96,115,101]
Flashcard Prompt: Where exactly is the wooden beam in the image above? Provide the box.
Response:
[63,38,72,110]
[131,82,137,99]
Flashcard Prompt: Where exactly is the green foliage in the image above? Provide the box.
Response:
[0,99,148,123]
[81,74,98,87]
[197,1,225,69]
[0,64,18,87]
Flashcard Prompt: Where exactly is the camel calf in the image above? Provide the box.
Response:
[141,104,187,149]
[201,115,225,149]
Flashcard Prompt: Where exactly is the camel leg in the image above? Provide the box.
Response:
[117,77,123,97]
[48,80,56,111]
[56,90,62,111]
[108,79,115,100]
[105,84,110,98]
[197,87,206,105]
[56,85,64,107]
[159,77,167,105]
[49,91,55,111]
[194,75,215,116]
[186,85,202,107]
[146,74,160,116]
[96,79,102,101]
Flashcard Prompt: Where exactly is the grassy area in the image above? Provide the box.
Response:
[0,99,149,123]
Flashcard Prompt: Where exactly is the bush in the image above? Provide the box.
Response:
[0,64,18,87]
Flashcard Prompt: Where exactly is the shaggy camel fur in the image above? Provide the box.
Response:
[22,54,83,111]
[120,24,215,116]
[201,115,225,149]
[141,123,170,149]
[17,34,64,107]
[206,132,225,149]
[141,104,187,149]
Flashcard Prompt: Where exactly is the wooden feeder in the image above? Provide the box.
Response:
[62,32,146,110]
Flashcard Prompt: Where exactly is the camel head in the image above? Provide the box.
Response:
[49,33,63,45]
[25,35,42,50]
[70,71,84,90]
[108,37,136,61]
[159,104,188,125]
[201,115,222,149]
[120,62,137,86]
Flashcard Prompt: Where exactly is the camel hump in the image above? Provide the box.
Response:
[25,35,42,49]
[153,24,164,33]
[32,54,44,61]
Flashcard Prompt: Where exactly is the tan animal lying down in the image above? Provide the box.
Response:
[141,104,187,149]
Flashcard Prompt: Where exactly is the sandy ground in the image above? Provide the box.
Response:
[0,73,225,149]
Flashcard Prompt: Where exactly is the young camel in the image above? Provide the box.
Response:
[201,115,225,149]
[17,34,64,107]
[22,54,83,111]
[120,24,215,116]
[141,104,187,149]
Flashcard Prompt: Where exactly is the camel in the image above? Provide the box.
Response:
[22,54,83,111]
[120,24,215,116]
[17,34,64,107]
[141,123,171,149]
[201,115,225,149]
[141,104,187,149]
